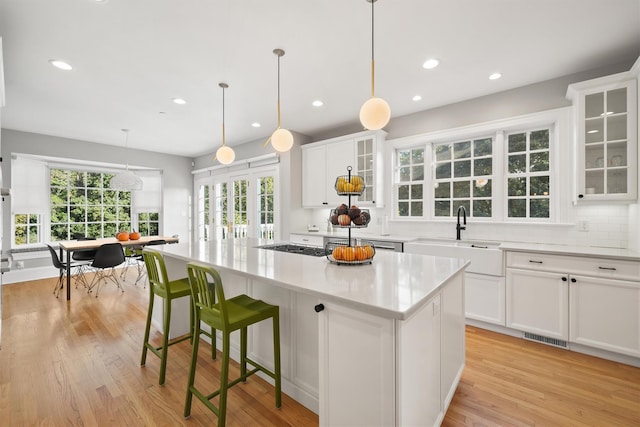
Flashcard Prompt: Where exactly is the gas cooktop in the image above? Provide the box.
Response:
[256,243,328,257]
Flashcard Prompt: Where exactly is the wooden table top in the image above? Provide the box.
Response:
[57,235,179,251]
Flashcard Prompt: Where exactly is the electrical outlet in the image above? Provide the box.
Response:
[578,221,589,232]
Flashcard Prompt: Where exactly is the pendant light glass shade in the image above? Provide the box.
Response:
[215,82,235,165]
[216,145,235,164]
[110,129,143,191]
[264,48,294,153]
[271,128,294,152]
[360,0,390,130]
[360,97,391,131]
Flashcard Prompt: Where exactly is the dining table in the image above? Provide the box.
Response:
[57,235,179,300]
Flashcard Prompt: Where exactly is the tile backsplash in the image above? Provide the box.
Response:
[310,203,633,249]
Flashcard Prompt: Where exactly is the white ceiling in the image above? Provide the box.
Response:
[1,0,639,158]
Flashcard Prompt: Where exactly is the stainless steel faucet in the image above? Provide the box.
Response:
[456,206,466,240]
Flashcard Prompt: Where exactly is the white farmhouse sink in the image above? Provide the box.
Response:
[404,238,504,276]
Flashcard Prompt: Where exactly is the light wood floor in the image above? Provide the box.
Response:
[1,273,639,426]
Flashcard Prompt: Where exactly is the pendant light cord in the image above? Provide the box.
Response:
[123,129,130,171]
[221,85,226,146]
[370,0,375,98]
[277,53,282,129]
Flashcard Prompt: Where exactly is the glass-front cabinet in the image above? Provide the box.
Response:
[567,73,637,201]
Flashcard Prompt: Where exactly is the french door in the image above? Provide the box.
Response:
[195,166,279,241]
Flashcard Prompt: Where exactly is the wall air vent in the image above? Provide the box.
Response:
[524,332,568,348]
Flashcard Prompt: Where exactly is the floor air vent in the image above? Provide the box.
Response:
[524,332,568,348]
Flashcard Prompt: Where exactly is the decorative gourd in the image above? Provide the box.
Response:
[116,231,129,241]
[129,230,141,240]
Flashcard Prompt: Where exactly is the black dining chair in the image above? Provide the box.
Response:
[87,242,126,297]
[46,243,92,298]
[72,235,97,286]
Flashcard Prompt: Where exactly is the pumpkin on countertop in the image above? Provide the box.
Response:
[116,231,129,241]
[129,231,141,240]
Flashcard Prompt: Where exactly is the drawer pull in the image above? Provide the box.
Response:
[471,244,488,249]
[529,260,543,264]
[571,278,577,283]
[598,266,617,271]
[562,277,568,282]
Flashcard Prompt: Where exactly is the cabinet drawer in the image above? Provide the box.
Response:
[290,234,324,247]
[506,251,640,282]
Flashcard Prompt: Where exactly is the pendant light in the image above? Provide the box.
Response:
[263,48,294,153]
[359,0,390,130]
[109,129,143,191]
[215,82,236,165]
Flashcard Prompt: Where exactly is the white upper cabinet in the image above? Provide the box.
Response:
[301,130,386,208]
[567,71,638,201]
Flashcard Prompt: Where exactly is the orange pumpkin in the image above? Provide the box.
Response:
[129,231,141,240]
[354,246,366,261]
[364,245,375,259]
[116,231,129,241]
[332,246,344,261]
[343,247,356,262]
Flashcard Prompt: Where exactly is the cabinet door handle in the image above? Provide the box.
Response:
[598,266,617,271]
[471,244,488,249]
[562,277,568,282]
[571,278,577,283]
[322,202,328,205]
[314,303,325,313]
[578,194,584,199]
[529,260,543,264]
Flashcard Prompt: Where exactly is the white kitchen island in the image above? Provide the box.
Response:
[153,238,469,427]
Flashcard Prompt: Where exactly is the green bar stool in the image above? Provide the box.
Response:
[184,261,281,426]
[140,248,194,385]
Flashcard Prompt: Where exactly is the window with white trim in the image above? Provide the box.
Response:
[433,137,493,218]
[395,147,425,217]
[14,214,41,245]
[506,128,551,219]
[392,110,560,222]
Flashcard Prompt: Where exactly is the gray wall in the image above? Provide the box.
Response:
[1,129,193,256]
[312,60,636,143]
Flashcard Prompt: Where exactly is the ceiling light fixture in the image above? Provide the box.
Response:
[489,72,502,80]
[312,100,324,107]
[214,83,235,165]
[263,48,294,153]
[49,59,73,71]
[251,122,261,128]
[412,95,422,101]
[359,0,390,131]
[172,98,187,105]
[109,129,143,191]
[422,58,440,69]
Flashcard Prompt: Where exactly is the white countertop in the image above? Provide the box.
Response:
[153,238,469,320]
[499,242,640,261]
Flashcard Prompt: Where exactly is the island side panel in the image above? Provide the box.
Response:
[441,270,466,411]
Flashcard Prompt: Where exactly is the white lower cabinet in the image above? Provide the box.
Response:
[465,272,505,326]
[506,251,640,360]
[569,275,640,357]
[506,268,569,340]
[318,303,395,427]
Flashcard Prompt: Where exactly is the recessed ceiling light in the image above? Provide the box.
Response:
[251,122,261,128]
[489,73,502,80]
[172,98,187,105]
[422,58,439,69]
[312,100,324,107]
[49,59,73,71]
[92,0,108,3]
[412,95,422,102]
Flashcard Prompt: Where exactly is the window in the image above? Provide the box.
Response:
[14,214,41,245]
[433,137,493,218]
[232,178,248,238]
[197,184,210,241]
[395,148,424,216]
[258,176,275,239]
[50,168,131,241]
[506,129,551,219]
[137,212,159,236]
[392,109,561,222]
